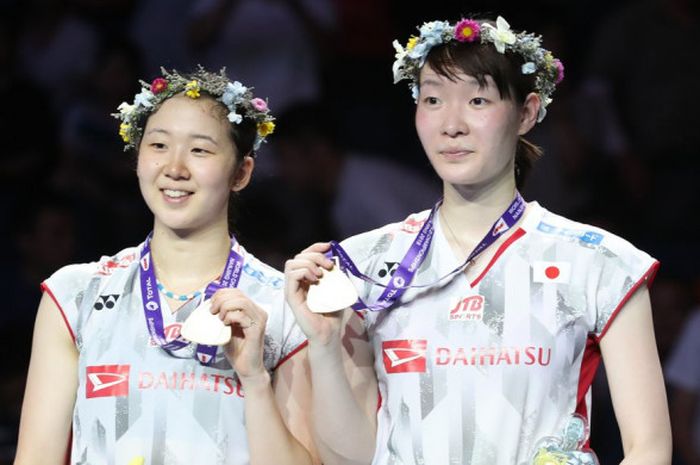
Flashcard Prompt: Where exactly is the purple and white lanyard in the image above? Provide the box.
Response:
[139,234,244,365]
[330,192,526,312]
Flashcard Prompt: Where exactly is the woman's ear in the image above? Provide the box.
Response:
[231,155,255,192]
[518,92,541,136]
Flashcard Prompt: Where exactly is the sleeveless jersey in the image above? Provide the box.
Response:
[42,241,306,465]
[340,202,658,465]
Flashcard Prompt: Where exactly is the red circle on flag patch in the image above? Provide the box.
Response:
[545,266,560,279]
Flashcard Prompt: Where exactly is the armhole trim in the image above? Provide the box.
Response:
[595,259,660,342]
[273,340,309,371]
[41,282,76,344]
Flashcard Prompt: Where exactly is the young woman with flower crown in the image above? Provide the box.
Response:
[285,16,672,465]
[14,68,318,465]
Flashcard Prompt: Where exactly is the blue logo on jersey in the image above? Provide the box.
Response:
[537,222,604,245]
[243,263,283,288]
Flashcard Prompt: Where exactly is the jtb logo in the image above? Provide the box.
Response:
[382,340,427,374]
[86,365,130,398]
[449,295,485,321]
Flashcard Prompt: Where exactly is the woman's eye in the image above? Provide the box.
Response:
[423,96,439,105]
[150,142,166,150]
[471,97,488,106]
[192,147,212,155]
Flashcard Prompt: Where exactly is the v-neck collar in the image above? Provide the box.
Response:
[432,201,544,288]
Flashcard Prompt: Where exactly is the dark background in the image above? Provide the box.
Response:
[1,0,698,462]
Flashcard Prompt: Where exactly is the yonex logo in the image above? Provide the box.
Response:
[382,340,427,374]
[378,262,399,278]
[94,294,120,311]
[86,365,130,398]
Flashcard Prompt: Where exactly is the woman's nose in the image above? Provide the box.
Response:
[441,107,469,137]
[164,151,190,179]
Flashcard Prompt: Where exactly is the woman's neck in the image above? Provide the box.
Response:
[149,222,233,293]
[439,178,519,248]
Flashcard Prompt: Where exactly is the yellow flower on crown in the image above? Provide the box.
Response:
[185,80,201,98]
[544,51,554,69]
[119,122,131,142]
[406,36,418,51]
[257,121,275,137]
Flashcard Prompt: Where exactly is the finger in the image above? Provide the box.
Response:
[285,255,333,276]
[209,288,250,313]
[301,242,332,254]
[222,309,259,330]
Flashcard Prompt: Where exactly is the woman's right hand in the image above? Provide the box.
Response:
[284,242,348,346]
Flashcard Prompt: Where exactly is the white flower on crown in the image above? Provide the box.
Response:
[522,62,536,74]
[117,102,136,116]
[392,40,409,83]
[133,89,155,108]
[482,16,516,54]
[222,81,247,106]
[537,97,552,123]
[227,111,243,124]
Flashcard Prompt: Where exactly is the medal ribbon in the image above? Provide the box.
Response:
[330,193,526,311]
[139,234,244,365]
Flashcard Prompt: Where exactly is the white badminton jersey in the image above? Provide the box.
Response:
[341,202,658,465]
[42,241,306,465]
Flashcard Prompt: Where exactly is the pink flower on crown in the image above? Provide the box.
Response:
[454,19,480,42]
[554,59,565,84]
[150,78,168,94]
[250,98,268,112]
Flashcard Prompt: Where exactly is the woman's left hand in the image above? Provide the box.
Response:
[209,288,269,384]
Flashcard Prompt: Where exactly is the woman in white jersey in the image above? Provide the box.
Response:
[285,16,672,465]
[15,68,317,465]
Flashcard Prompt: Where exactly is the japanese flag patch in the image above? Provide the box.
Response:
[532,261,571,284]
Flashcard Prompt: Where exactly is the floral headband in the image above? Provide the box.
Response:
[113,66,276,153]
[392,16,564,122]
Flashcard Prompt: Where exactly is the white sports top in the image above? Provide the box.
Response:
[341,202,658,465]
[43,241,306,465]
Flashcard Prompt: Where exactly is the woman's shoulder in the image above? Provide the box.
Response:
[525,203,651,259]
[339,208,433,265]
[239,247,284,291]
[45,244,141,288]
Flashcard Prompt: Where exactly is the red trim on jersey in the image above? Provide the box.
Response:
[470,227,527,287]
[65,429,72,465]
[575,335,601,447]
[377,387,383,412]
[41,282,76,344]
[575,260,660,448]
[273,340,309,370]
[596,260,660,342]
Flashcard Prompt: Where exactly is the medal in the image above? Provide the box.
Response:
[307,257,359,313]
[181,300,232,346]
[139,234,244,365]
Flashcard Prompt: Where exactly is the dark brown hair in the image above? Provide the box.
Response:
[423,40,543,189]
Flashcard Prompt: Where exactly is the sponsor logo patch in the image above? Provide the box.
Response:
[86,365,130,398]
[449,295,485,321]
[96,253,137,276]
[400,217,426,234]
[382,340,427,374]
[536,221,604,245]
